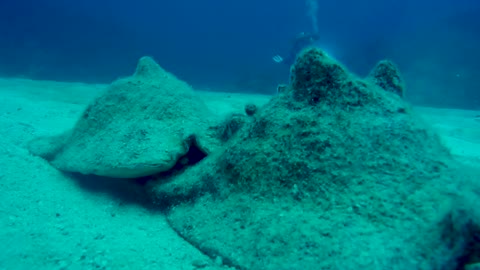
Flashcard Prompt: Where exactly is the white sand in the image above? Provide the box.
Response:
[0,78,478,270]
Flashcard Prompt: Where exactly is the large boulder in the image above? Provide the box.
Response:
[28,57,222,178]
[148,48,480,269]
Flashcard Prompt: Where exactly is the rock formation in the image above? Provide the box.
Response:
[28,57,222,178]
[149,48,480,269]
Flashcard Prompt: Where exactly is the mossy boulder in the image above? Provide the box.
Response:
[28,57,222,178]
[149,48,480,269]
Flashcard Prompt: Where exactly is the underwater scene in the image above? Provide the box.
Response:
[1,0,480,269]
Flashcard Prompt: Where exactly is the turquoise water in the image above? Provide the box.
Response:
[0,1,480,269]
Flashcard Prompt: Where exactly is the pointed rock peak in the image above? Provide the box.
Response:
[369,60,405,97]
[133,56,166,80]
[290,48,349,104]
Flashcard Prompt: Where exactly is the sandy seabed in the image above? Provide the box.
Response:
[0,78,478,270]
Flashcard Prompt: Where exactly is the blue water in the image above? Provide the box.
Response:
[0,0,479,107]
[1,2,480,269]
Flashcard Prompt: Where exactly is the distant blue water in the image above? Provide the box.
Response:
[0,0,479,108]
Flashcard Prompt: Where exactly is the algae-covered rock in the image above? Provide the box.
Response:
[368,59,405,97]
[28,57,221,178]
[149,48,480,269]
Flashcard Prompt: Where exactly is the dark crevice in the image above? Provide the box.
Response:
[455,232,480,269]
[135,136,208,186]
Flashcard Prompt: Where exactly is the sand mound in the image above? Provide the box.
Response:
[28,57,222,178]
[148,48,480,269]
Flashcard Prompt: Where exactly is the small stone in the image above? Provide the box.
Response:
[244,103,257,116]
[368,60,404,97]
[191,259,209,268]
[277,84,288,94]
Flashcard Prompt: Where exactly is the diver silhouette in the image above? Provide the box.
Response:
[273,32,320,66]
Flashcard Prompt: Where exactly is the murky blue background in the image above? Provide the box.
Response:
[0,0,479,108]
